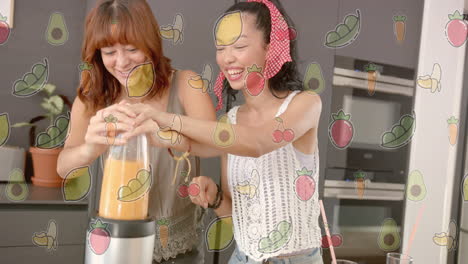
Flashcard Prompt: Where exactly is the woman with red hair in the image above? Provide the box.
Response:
[57,0,216,263]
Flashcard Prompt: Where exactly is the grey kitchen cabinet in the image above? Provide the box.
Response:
[0,184,88,264]
[335,0,424,69]
[0,245,86,264]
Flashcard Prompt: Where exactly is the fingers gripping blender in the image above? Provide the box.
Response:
[85,62,157,263]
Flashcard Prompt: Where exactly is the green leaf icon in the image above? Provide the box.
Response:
[354,170,366,179]
[157,218,169,226]
[381,113,416,149]
[5,168,29,202]
[12,59,49,97]
[36,115,69,149]
[0,113,11,147]
[258,220,292,253]
[325,10,361,48]
[117,167,152,202]
[62,166,91,202]
[393,15,407,22]
[206,216,234,252]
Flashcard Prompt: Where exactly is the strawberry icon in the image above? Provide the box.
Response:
[272,117,295,143]
[294,167,316,201]
[244,64,265,96]
[88,219,111,255]
[329,110,354,149]
[0,13,11,45]
[445,10,468,47]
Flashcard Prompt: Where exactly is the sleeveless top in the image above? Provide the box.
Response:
[98,71,203,263]
[227,91,322,261]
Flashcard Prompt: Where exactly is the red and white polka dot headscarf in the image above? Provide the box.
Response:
[213,0,292,111]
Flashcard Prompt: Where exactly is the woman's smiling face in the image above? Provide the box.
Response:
[215,12,269,91]
[100,43,147,86]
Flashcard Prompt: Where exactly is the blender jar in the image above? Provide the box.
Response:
[98,134,151,220]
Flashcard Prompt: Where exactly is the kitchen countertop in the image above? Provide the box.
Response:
[0,183,88,205]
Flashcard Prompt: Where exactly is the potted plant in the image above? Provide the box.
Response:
[12,83,72,187]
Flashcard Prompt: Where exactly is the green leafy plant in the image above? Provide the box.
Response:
[12,83,72,149]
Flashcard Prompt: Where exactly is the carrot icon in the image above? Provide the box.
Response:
[157,218,169,249]
[364,63,377,96]
[354,171,366,199]
[104,114,118,145]
[447,116,459,146]
[79,62,93,84]
[393,15,406,44]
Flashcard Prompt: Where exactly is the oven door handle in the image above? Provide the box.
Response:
[324,187,405,201]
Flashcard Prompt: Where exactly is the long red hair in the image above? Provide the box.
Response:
[78,0,172,114]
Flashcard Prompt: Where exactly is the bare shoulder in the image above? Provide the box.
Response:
[64,97,93,148]
[288,91,322,112]
[175,69,198,84]
[71,96,88,116]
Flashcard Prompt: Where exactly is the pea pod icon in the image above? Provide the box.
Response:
[325,10,361,48]
[258,220,292,253]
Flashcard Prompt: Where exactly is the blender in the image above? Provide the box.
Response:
[85,134,155,264]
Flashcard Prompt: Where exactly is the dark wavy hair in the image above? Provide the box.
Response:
[222,0,303,111]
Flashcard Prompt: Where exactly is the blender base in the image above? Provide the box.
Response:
[84,216,155,264]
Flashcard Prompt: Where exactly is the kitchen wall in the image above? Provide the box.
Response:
[0,0,85,152]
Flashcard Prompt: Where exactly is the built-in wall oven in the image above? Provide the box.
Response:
[322,56,415,264]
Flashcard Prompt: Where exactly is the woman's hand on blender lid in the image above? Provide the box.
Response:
[85,104,137,148]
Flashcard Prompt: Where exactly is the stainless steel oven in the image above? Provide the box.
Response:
[322,56,415,264]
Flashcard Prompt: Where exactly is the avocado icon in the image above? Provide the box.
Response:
[46,12,68,45]
[378,218,401,251]
[303,62,325,94]
[5,168,29,202]
[463,173,468,201]
[213,114,235,147]
[406,170,427,201]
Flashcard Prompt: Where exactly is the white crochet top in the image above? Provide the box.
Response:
[227,91,322,261]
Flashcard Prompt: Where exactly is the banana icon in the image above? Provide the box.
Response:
[235,169,260,199]
[433,220,457,251]
[159,14,184,45]
[433,232,456,251]
[188,64,213,93]
[32,220,58,251]
[417,63,441,93]
[157,114,182,144]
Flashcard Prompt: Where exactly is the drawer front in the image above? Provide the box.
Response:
[0,206,88,247]
[0,245,85,264]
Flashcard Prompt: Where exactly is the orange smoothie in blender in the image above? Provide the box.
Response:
[99,157,150,220]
